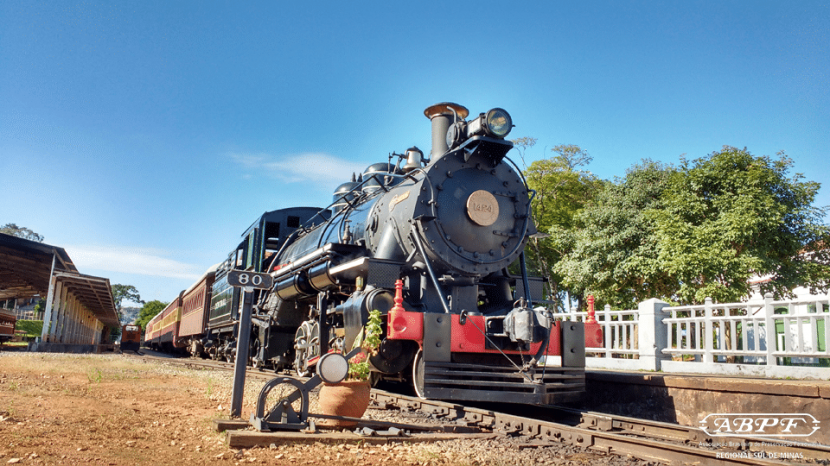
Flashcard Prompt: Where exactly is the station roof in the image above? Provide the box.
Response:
[53,271,120,327]
[0,234,119,327]
[0,234,76,300]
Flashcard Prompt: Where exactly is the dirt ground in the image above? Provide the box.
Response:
[0,351,470,466]
[0,351,644,466]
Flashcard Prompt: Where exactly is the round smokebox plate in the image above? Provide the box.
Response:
[466,190,499,226]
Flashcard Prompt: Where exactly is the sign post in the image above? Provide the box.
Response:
[228,270,273,418]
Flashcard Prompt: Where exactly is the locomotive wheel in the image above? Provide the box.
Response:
[294,322,317,377]
[309,322,320,361]
[293,324,309,377]
[412,349,426,399]
[189,340,201,358]
[368,370,381,388]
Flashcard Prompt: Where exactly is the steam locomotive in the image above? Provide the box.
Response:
[148,103,598,405]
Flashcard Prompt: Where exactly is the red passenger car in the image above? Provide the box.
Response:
[178,266,217,357]
[144,312,160,349]
[149,292,184,352]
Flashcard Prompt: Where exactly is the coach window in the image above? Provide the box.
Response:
[262,221,281,269]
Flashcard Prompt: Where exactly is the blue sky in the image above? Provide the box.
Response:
[2,1,828,307]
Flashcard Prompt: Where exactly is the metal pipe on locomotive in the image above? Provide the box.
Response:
[200,103,600,404]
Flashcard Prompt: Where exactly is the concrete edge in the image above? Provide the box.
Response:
[587,370,829,398]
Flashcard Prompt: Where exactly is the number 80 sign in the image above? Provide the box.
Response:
[227,270,274,289]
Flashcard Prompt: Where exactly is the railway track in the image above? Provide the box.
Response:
[130,350,829,465]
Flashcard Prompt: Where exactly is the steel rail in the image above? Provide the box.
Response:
[546,406,830,462]
[371,389,824,465]
[130,352,825,464]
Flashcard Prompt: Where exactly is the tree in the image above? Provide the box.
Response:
[135,300,167,331]
[554,160,677,309]
[651,146,829,304]
[111,284,143,323]
[511,136,538,168]
[0,223,44,242]
[34,298,46,315]
[522,144,604,310]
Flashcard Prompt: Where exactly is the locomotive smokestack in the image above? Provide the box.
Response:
[424,102,469,159]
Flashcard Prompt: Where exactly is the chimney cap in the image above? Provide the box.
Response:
[424,102,469,120]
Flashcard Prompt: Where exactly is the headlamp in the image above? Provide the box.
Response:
[444,107,514,151]
[484,108,512,138]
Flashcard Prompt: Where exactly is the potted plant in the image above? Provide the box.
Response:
[317,309,382,427]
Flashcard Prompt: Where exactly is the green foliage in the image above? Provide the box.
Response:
[362,309,383,352]
[135,300,167,331]
[0,223,44,242]
[15,320,43,338]
[522,144,604,309]
[347,351,371,381]
[348,309,383,381]
[111,284,143,311]
[526,145,599,232]
[651,146,829,303]
[554,160,676,308]
[552,146,829,307]
[33,299,46,314]
[87,367,103,384]
[511,136,538,167]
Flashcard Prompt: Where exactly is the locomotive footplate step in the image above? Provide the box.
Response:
[422,361,586,404]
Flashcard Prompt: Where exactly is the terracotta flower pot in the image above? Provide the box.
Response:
[317,380,371,427]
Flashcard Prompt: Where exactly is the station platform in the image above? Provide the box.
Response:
[27,341,116,354]
[581,370,830,445]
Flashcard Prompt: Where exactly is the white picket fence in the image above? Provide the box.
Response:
[555,293,830,379]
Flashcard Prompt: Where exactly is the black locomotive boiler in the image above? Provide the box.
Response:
[200,103,593,404]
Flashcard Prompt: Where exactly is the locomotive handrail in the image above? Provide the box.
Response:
[325,170,422,220]
[269,243,358,279]
[410,225,451,314]
[317,170,414,248]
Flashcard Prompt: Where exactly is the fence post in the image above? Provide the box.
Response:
[764,293,777,366]
[604,304,612,358]
[703,297,713,364]
[638,298,669,371]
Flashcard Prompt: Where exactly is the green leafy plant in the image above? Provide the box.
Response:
[15,320,43,339]
[347,309,382,381]
[87,367,103,384]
